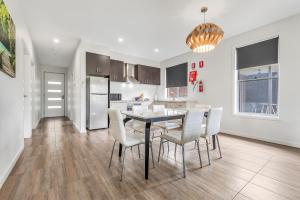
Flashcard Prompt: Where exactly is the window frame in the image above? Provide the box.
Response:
[166,86,188,99]
[233,36,281,120]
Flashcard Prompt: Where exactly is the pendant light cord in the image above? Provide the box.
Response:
[201,7,208,23]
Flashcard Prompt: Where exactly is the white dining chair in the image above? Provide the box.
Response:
[152,104,182,154]
[158,110,205,178]
[193,104,211,148]
[131,105,164,139]
[108,108,154,181]
[199,107,223,165]
[152,105,182,131]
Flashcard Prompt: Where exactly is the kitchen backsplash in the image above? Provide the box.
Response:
[110,82,159,100]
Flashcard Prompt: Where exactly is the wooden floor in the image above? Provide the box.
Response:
[1,118,300,200]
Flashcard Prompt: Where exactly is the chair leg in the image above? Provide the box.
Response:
[216,135,222,158]
[131,131,137,151]
[182,144,186,178]
[167,141,170,155]
[150,142,155,168]
[194,140,196,149]
[174,144,177,158]
[109,140,116,168]
[137,144,141,159]
[205,138,211,165]
[196,140,202,168]
[120,147,127,181]
[160,132,165,153]
[158,138,163,163]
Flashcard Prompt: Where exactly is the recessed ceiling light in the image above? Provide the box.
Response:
[53,38,60,44]
[154,48,159,53]
[118,38,124,43]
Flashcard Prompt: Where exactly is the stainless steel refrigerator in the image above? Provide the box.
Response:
[86,76,109,130]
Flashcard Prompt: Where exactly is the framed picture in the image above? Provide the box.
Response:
[0,0,16,78]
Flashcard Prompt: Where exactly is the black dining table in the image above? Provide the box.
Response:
[120,109,215,180]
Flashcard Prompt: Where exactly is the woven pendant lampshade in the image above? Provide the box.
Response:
[186,7,224,53]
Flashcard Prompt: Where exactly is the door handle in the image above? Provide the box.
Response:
[61,95,65,100]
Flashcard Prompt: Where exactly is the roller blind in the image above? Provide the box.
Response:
[166,63,187,88]
[236,37,279,70]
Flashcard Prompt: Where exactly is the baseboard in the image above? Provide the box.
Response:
[221,129,300,149]
[33,117,41,129]
[0,145,24,189]
[32,118,42,129]
[72,121,86,134]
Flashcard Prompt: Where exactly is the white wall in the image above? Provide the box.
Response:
[68,40,160,133]
[110,82,159,100]
[41,65,68,117]
[0,27,38,188]
[68,40,86,132]
[160,14,300,148]
[31,61,42,128]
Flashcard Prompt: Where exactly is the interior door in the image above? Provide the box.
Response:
[44,72,65,117]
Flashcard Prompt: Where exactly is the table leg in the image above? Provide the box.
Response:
[145,122,151,179]
[212,135,216,150]
[119,144,123,157]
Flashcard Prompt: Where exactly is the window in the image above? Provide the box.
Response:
[167,86,187,98]
[166,63,188,98]
[48,81,62,85]
[48,89,62,93]
[238,65,278,115]
[236,37,279,117]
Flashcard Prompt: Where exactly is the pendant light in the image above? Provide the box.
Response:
[186,7,224,53]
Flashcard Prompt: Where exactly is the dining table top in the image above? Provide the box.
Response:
[121,108,209,123]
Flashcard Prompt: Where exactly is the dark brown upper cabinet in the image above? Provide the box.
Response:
[135,65,160,85]
[152,67,161,85]
[86,52,110,76]
[110,59,126,82]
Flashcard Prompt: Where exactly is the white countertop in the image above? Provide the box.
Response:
[110,100,153,103]
[154,100,190,103]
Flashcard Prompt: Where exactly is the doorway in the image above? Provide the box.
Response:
[44,72,65,117]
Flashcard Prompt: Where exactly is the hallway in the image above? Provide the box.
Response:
[0,118,300,200]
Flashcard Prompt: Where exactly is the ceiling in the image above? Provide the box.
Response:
[10,0,300,67]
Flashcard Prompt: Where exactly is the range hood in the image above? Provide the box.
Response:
[125,63,140,84]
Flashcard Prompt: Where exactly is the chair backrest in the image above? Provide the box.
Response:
[182,110,205,143]
[152,104,165,112]
[132,105,148,114]
[108,108,126,144]
[194,104,211,111]
[205,107,223,136]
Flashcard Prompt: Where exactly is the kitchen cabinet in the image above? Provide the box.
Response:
[110,59,126,82]
[134,65,160,85]
[152,67,161,85]
[86,52,110,76]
